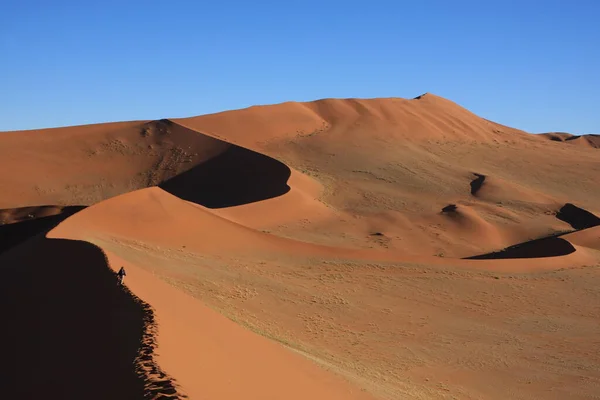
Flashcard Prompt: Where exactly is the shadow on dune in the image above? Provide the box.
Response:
[463,204,600,260]
[160,144,291,208]
[469,173,486,196]
[464,233,576,260]
[556,203,600,230]
[0,206,86,255]
[0,238,184,399]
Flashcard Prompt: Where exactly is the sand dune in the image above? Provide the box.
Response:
[466,233,576,259]
[43,228,374,399]
[2,94,600,399]
[464,203,600,260]
[542,132,600,148]
[43,185,600,399]
[175,94,531,148]
[174,95,599,257]
[0,119,290,209]
[48,186,597,272]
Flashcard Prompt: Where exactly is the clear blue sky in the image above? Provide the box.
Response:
[1,0,598,133]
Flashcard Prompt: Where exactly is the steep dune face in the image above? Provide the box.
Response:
[0,119,290,209]
[210,168,336,229]
[556,203,600,230]
[0,237,181,399]
[159,143,291,208]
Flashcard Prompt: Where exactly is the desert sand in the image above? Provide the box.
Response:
[1,93,599,399]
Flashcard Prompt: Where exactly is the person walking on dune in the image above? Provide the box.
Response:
[117,266,126,285]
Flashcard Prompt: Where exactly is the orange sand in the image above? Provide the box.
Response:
[1,94,599,399]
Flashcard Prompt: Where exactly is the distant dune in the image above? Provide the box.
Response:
[541,132,600,148]
[1,94,600,399]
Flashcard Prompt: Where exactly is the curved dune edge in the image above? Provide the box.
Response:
[207,168,334,228]
[40,185,600,400]
[47,225,375,399]
[169,110,599,262]
[562,226,600,251]
[51,186,598,273]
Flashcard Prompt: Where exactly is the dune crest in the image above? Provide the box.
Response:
[175,94,530,149]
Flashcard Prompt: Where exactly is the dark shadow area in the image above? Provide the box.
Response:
[441,204,458,213]
[556,203,600,230]
[464,232,576,260]
[160,144,291,208]
[0,238,184,399]
[465,203,600,260]
[469,173,486,196]
[0,206,86,255]
[565,133,599,141]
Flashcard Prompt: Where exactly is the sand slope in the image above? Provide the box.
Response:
[95,251,374,400]
[2,95,599,257]
[46,188,375,399]
[173,95,600,257]
[0,119,289,209]
[2,94,600,399]
[42,185,599,399]
[563,226,600,251]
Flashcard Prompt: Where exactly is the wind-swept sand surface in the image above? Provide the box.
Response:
[1,94,599,399]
